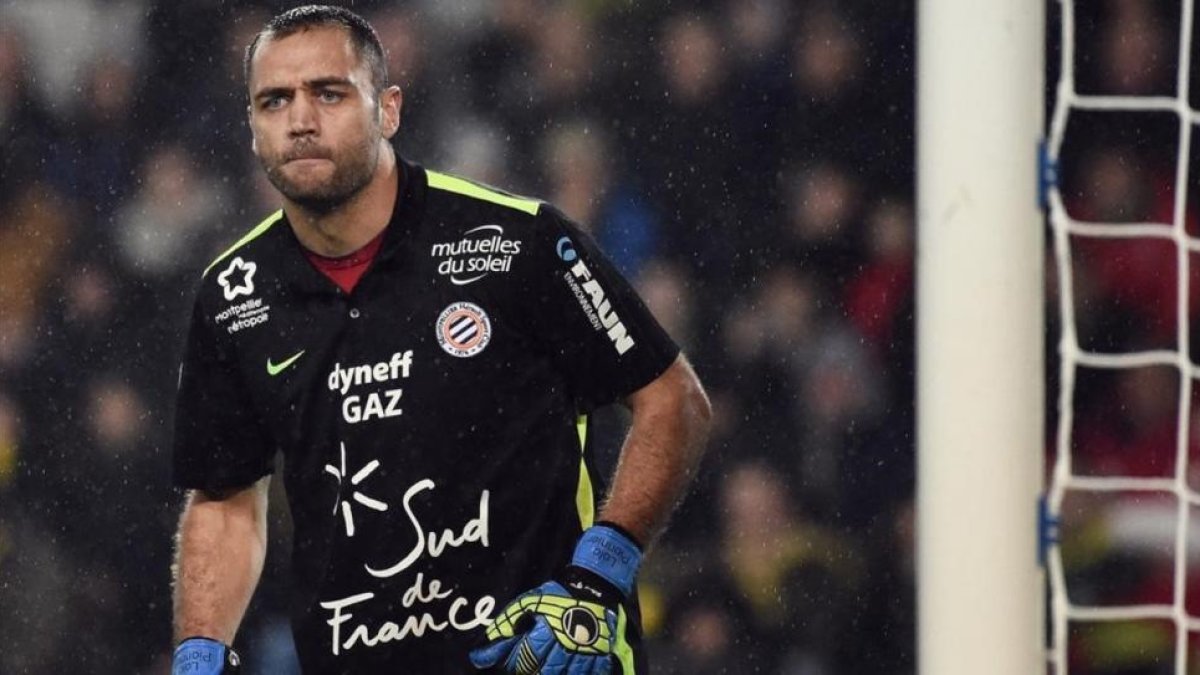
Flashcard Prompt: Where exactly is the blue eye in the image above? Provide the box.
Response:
[319,91,344,103]
[264,95,288,110]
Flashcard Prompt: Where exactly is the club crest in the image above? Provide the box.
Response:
[436,302,492,358]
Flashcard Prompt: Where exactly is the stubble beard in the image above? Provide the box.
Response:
[261,136,379,214]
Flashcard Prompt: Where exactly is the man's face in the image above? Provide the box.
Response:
[247,26,395,211]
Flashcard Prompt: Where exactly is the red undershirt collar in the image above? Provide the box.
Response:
[303,226,387,293]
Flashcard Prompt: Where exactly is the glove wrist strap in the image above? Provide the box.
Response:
[173,636,240,675]
[570,524,642,597]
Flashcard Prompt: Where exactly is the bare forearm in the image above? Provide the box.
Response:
[172,478,269,643]
[600,356,711,545]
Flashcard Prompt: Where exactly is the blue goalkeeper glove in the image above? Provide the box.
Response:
[469,523,642,674]
[172,637,241,675]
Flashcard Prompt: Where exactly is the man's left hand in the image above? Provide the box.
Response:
[469,524,641,674]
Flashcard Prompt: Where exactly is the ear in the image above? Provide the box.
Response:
[378,85,403,140]
[247,105,259,155]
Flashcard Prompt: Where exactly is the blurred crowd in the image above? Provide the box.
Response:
[0,0,918,673]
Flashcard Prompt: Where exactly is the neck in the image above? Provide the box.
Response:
[285,142,398,257]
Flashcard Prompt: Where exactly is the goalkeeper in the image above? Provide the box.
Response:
[169,5,711,674]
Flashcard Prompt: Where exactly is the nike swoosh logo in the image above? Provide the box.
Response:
[266,350,306,376]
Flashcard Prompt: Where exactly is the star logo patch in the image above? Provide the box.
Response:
[218,256,257,301]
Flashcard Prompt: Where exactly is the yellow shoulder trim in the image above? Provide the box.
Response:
[426,170,541,216]
[203,209,284,278]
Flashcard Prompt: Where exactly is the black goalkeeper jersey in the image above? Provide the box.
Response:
[172,159,678,673]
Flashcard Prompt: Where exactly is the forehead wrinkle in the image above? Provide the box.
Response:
[249,26,368,94]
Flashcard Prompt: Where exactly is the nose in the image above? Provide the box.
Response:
[287,92,318,137]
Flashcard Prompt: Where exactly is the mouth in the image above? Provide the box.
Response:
[283,146,333,164]
[285,157,332,167]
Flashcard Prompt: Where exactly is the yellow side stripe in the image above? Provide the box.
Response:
[614,606,636,673]
[203,209,284,278]
[426,170,542,215]
[575,415,594,530]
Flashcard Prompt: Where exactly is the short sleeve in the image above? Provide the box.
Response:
[515,207,679,410]
[172,297,275,490]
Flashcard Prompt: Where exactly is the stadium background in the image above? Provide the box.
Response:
[0,0,1168,673]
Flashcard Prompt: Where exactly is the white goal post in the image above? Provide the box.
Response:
[917,1,1045,673]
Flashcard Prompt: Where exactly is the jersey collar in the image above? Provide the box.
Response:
[272,155,428,297]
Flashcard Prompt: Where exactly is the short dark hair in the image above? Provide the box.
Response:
[244,5,388,95]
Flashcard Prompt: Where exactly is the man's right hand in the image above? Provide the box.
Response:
[172,637,242,675]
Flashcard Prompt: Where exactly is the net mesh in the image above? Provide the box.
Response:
[1047,0,1200,672]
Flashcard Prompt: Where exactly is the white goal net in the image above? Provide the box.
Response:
[1046,0,1200,672]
